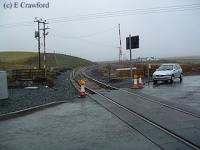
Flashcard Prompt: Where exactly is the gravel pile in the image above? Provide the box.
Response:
[0,71,78,115]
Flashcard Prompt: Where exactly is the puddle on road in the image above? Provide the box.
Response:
[136,76,200,112]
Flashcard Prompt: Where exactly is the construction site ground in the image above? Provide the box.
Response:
[0,70,77,115]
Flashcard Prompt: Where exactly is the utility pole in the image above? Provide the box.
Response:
[34,18,49,74]
[41,20,49,70]
[34,18,43,69]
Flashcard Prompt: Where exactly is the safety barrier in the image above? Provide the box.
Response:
[129,74,144,89]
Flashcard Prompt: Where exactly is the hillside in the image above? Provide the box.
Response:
[161,56,200,60]
[0,51,93,69]
[158,56,200,64]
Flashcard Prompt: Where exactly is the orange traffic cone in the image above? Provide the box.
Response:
[79,80,86,98]
[138,75,145,88]
[132,74,139,89]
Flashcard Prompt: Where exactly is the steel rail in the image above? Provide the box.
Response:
[85,86,200,150]
[73,68,200,149]
[81,69,200,119]
[120,88,200,118]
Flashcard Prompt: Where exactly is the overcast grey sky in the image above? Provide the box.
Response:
[0,0,200,61]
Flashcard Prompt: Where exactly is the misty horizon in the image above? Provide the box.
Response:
[0,0,200,61]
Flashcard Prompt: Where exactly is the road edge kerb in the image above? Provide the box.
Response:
[0,101,66,121]
[0,69,80,121]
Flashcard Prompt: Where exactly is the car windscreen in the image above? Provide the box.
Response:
[157,65,173,71]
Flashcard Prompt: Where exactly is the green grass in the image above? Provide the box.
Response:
[0,51,37,63]
[0,51,93,69]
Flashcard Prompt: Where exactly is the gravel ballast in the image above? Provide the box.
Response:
[0,70,78,115]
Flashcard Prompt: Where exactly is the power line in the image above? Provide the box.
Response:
[0,3,200,28]
[0,22,33,28]
[77,27,116,38]
[51,26,116,39]
[50,33,117,48]
[49,4,200,23]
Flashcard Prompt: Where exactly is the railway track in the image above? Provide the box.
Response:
[71,67,200,150]
[82,67,200,119]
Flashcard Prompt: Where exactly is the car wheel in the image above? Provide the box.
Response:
[153,80,157,84]
[170,75,174,84]
[179,74,183,82]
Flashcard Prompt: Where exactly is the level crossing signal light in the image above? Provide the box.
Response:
[126,35,139,49]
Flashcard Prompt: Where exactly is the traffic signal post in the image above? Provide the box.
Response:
[126,35,139,80]
[129,35,133,79]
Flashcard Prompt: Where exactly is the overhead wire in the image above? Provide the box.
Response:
[0,21,33,28]
[48,3,200,49]
[49,4,200,23]
[77,27,116,38]
[50,33,117,48]
[0,3,200,28]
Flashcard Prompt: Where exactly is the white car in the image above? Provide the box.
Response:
[152,63,183,84]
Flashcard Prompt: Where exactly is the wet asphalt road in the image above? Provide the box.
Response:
[97,89,200,148]
[1,71,200,149]
[89,66,200,114]
[110,75,200,115]
[136,75,200,114]
[0,98,160,150]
